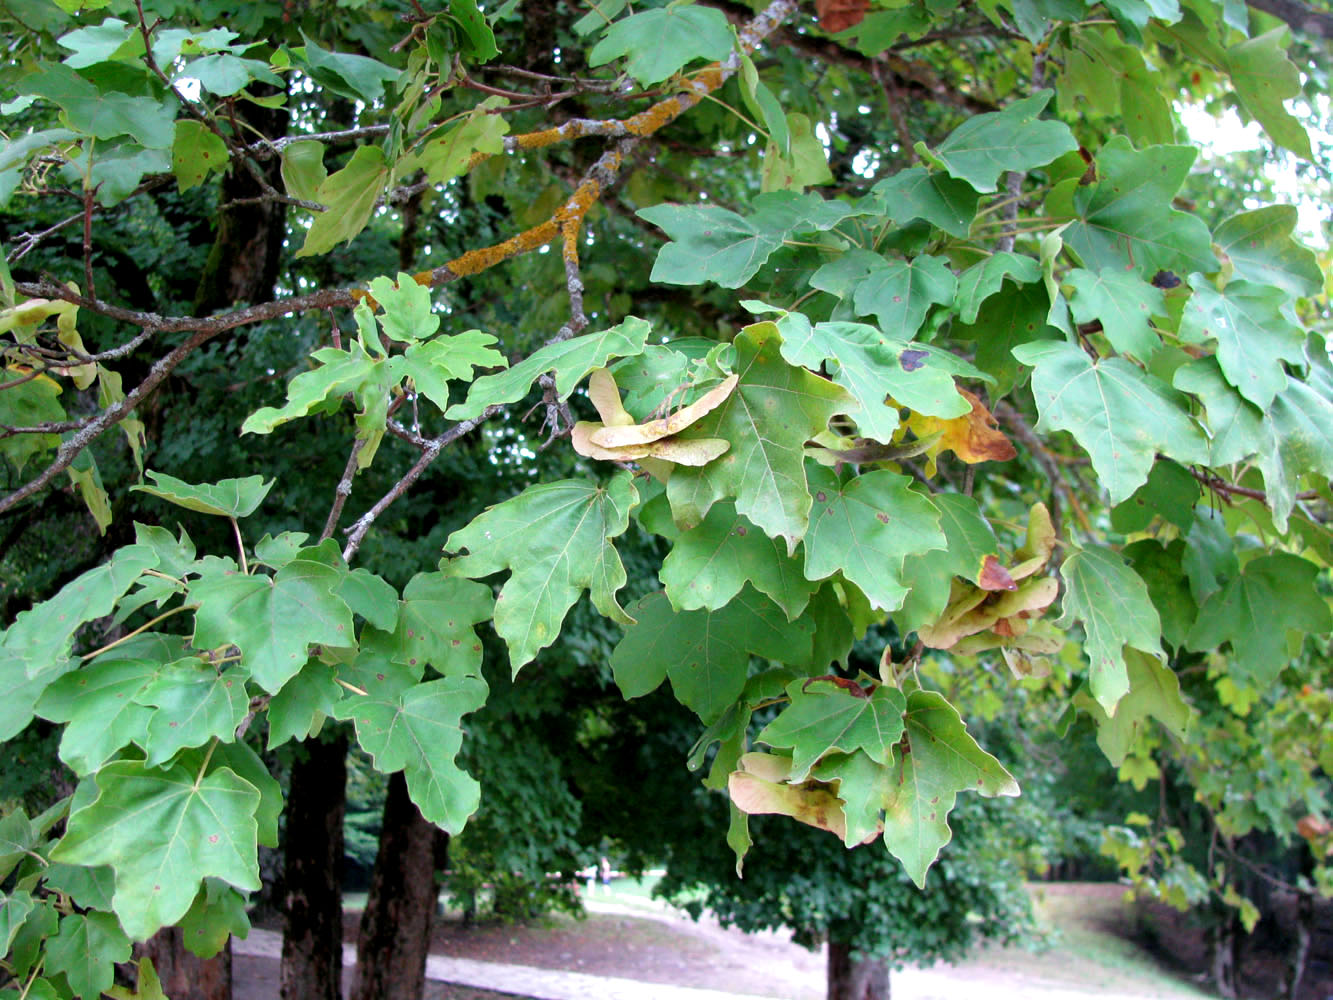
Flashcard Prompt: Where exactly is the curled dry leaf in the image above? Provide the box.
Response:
[590,373,739,447]
[728,751,856,842]
[572,421,730,465]
[587,367,635,427]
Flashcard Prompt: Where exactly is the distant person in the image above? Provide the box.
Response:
[599,856,612,893]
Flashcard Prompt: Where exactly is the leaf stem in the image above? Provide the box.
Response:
[698,91,765,137]
[335,676,369,696]
[230,516,249,574]
[194,739,218,788]
[81,605,192,661]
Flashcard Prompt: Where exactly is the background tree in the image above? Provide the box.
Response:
[1,0,1331,999]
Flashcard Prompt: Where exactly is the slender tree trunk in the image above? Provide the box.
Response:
[136,929,230,1000]
[827,940,890,1000]
[280,731,349,1000]
[1209,910,1239,999]
[349,772,449,1000]
[1284,890,1313,1000]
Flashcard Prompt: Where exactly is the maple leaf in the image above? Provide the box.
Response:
[907,387,1017,475]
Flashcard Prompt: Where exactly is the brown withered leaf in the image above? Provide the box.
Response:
[907,387,1017,475]
[729,752,855,841]
[977,555,1018,592]
[816,0,869,33]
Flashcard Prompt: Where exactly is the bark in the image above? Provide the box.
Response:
[827,940,890,1000]
[193,97,289,315]
[1284,890,1313,1000]
[1209,910,1240,999]
[1245,0,1333,39]
[349,772,450,1000]
[136,928,230,1000]
[280,731,350,1000]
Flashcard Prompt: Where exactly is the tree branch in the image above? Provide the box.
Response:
[1246,0,1333,39]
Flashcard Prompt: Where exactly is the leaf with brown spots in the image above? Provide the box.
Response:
[906,387,1017,475]
[729,752,852,840]
[816,0,869,32]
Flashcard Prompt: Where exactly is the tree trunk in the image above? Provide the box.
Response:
[280,731,349,1000]
[349,772,449,1000]
[1284,890,1313,1000]
[136,928,230,1000]
[1209,910,1239,999]
[827,940,890,1000]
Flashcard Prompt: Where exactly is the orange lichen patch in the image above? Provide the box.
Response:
[444,218,561,278]
[560,219,582,268]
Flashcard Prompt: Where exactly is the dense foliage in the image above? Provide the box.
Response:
[1,0,1331,994]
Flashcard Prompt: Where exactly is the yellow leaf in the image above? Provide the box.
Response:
[728,753,851,841]
[907,387,1016,475]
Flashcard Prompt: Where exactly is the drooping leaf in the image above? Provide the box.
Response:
[588,5,733,84]
[177,879,250,960]
[881,689,1019,887]
[915,90,1076,193]
[1178,275,1304,409]
[728,752,853,841]
[171,120,228,193]
[760,111,832,191]
[1058,545,1164,712]
[295,145,389,258]
[265,660,342,748]
[639,192,855,289]
[446,317,647,421]
[659,502,816,619]
[612,589,814,724]
[190,550,355,693]
[1013,340,1208,503]
[299,32,400,103]
[132,471,272,518]
[1224,28,1312,160]
[280,139,327,203]
[52,761,261,940]
[665,322,853,551]
[1187,554,1331,685]
[404,96,509,184]
[442,473,638,669]
[1073,648,1191,766]
[757,679,906,780]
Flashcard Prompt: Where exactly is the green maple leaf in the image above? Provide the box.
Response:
[813,251,957,339]
[443,473,637,669]
[365,273,439,343]
[35,634,183,774]
[954,281,1059,396]
[137,661,250,766]
[659,502,816,619]
[1124,539,1197,649]
[776,313,973,442]
[1213,205,1324,300]
[391,334,506,412]
[265,659,342,748]
[612,589,814,724]
[1175,358,1333,531]
[588,4,732,84]
[52,761,261,940]
[897,493,1001,633]
[666,322,853,552]
[954,253,1042,324]
[803,466,945,612]
[336,567,400,633]
[390,573,493,676]
[132,471,272,518]
[1073,649,1191,767]
[1066,267,1164,359]
[178,879,251,959]
[446,317,648,421]
[812,751,886,845]
[18,64,176,147]
[1013,340,1208,504]
[1049,137,1217,275]
[1058,545,1164,712]
[3,542,156,682]
[1187,554,1331,685]
[190,551,355,693]
[638,192,855,289]
[404,97,509,185]
[46,911,131,1000]
[295,145,389,257]
[299,32,400,104]
[1225,28,1312,160]
[758,679,907,780]
[916,90,1076,193]
[1179,275,1305,409]
[333,674,488,833]
[865,167,980,238]
[882,690,1018,888]
[172,120,228,192]
[242,341,385,433]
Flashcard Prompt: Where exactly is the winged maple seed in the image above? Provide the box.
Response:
[572,366,736,471]
[917,502,1063,677]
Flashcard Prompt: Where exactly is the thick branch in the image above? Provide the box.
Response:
[1246,0,1333,39]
